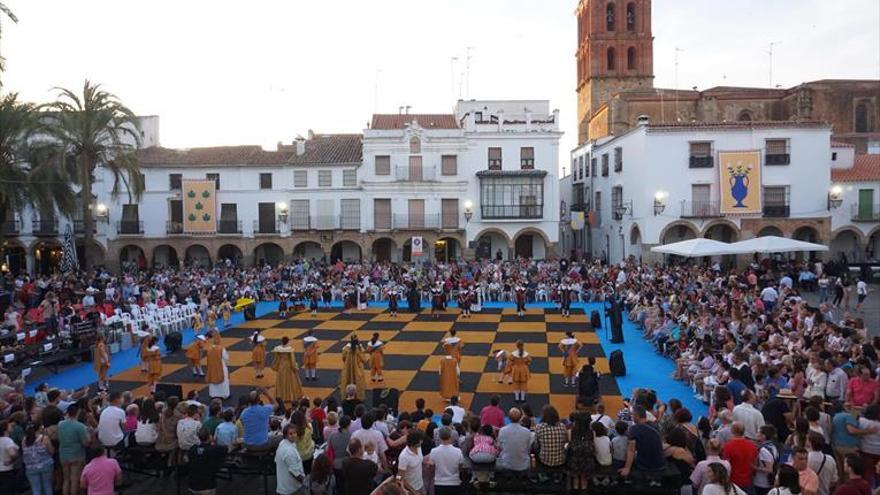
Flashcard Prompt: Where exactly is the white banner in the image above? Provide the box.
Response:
[411,236,424,256]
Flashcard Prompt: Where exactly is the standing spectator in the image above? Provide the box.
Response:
[134,398,160,446]
[833,454,870,495]
[497,408,532,472]
[807,433,838,495]
[0,420,19,494]
[831,403,873,482]
[855,278,868,313]
[58,404,90,495]
[307,454,336,495]
[275,424,306,495]
[342,438,378,495]
[187,428,228,495]
[755,425,779,495]
[856,404,880,486]
[291,410,315,474]
[22,424,54,495]
[479,396,505,430]
[351,412,388,471]
[846,366,879,408]
[397,430,425,494]
[431,426,464,495]
[771,465,805,495]
[80,446,122,495]
[825,361,849,403]
[448,396,466,424]
[620,405,665,477]
[96,391,127,448]
[328,415,352,483]
[791,447,820,495]
[733,390,765,440]
[691,439,730,495]
[701,462,747,495]
[534,405,567,468]
[176,404,202,451]
[341,384,363,418]
[156,397,181,455]
[721,422,758,493]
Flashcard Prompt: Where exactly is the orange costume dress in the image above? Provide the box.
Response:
[252,339,266,367]
[271,345,303,403]
[94,341,110,383]
[139,338,150,371]
[303,336,319,369]
[439,355,460,399]
[510,350,532,391]
[560,338,582,378]
[368,340,384,380]
[146,345,163,383]
[185,339,204,368]
[442,337,463,364]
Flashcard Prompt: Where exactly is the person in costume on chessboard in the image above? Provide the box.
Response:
[271,336,304,404]
[206,307,218,333]
[185,334,207,376]
[309,284,320,316]
[494,348,513,384]
[143,335,162,394]
[559,331,582,388]
[219,299,232,328]
[439,348,460,401]
[340,335,369,400]
[510,339,532,403]
[205,331,230,400]
[277,291,289,318]
[443,329,463,364]
[251,331,266,378]
[93,333,111,391]
[430,282,445,319]
[558,278,573,318]
[302,329,319,381]
[191,310,204,335]
[514,281,527,318]
[387,286,399,317]
[367,332,385,382]
[458,285,473,318]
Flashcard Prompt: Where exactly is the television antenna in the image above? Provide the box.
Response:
[768,41,781,87]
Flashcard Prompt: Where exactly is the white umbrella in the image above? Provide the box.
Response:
[728,235,828,254]
[650,238,735,257]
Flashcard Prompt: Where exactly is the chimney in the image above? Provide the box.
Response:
[295,135,305,155]
[637,114,650,126]
[405,105,411,115]
[497,109,504,132]
[307,129,315,140]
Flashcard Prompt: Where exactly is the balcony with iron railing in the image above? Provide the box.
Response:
[252,219,280,235]
[480,205,543,220]
[392,213,441,230]
[680,201,722,218]
[73,219,97,234]
[394,165,437,182]
[1,220,19,236]
[765,153,790,165]
[166,221,184,235]
[32,220,58,236]
[217,219,242,234]
[689,155,714,168]
[852,204,880,222]
[117,220,144,235]
[290,215,361,231]
[762,204,790,218]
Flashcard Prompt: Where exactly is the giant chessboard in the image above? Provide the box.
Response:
[108,307,624,415]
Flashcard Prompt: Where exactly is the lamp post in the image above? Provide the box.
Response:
[276,201,289,224]
[94,203,109,223]
[827,185,843,210]
[463,200,473,223]
[653,191,668,216]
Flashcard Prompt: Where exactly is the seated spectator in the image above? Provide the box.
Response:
[239,389,275,451]
[188,428,227,495]
[497,408,532,472]
[592,421,612,467]
[342,438,378,495]
[620,405,666,477]
[134,398,159,446]
[434,413,459,446]
[79,446,121,495]
[213,410,239,451]
[448,396,466,424]
[176,404,202,452]
[479,395,505,430]
[534,405,567,468]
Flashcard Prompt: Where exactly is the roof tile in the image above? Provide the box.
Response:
[831,154,880,183]
[370,114,459,130]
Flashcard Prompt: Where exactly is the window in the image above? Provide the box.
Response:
[219,204,239,233]
[488,147,502,170]
[832,152,838,161]
[601,154,609,176]
[627,47,636,70]
[520,147,535,169]
[478,175,544,219]
[375,155,391,175]
[738,110,753,122]
[340,199,360,229]
[373,198,391,230]
[441,198,459,228]
[689,142,713,168]
[765,139,790,165]
[611,186,623,220]
[120,204,140,234]
[343,169,357,187]
[293,170,308,188]
[855,103,871,133]
[259,173,272,189]
[591,157,597,177]
[318,170,332,188]
[169,173,182,191]
[606,2,615,31]
[475,111,483,123]
[290,200,310,230]
[607,47,616,70]
[626,2,636,30]
[613,147,623,172]
[763,186,790,217]
[409,137,421,154]
[441,155,458,176]
[594,191,602,227]
[206,173,220,190]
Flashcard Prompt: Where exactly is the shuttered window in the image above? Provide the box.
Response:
[341,199,360,229]
[293,170,308,188]
[441,155,457,176]
[408,155,423,181]
[169,174,182,191]
[374,199,391,230]
[315,199,334,229]
[343,169,357,187]
[375,155,391,175]
[488,147,502,169]
[408,199,425,229]
[441,199,458,228]
[259,173,272,189]
[290,200,310,230]
[318,170,332,188]
[766,139,787,154]
[520,147,534,169]
[690,142,711,156]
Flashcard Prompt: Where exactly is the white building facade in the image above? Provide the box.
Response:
[565,120,880,265]
[1,100,563,273]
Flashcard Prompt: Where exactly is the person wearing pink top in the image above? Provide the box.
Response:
[847,366,880,408]
[479,395,505,430]
[80,447,121,495]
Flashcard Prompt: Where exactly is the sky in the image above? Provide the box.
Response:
[3,0,879,175]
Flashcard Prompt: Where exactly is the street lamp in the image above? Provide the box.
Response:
[276,201,289,223]
[653,191,668,216]
[463,200,473,223]
[94,203,109,222]
[827,185,843,210]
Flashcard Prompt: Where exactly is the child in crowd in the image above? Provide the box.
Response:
[592,422,612,467]
[611,421,629,469]
[323,412,338,441]
[214,410,239,451]
[469,424,499,464]
[124,404,139,433]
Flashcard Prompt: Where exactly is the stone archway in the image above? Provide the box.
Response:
[629,224,642,262]
[218,244,244,266]
[757,226,784,237]
[830,228,865,263]
[474,228,512,261]
[703,221,739,242]
[32,240,63,275]
[793,226,822,262]
[253,242,284,267]
[659,221,699,244]
[512,228,551,260]
[330,241,362,263]
[119,244,146,271]
[1,240,26,274]
[76,240,106,272]
[185,244,211,268]
[371,237,397,263]
[152,245,179,269]
[868,227,880,262]
[434,237,460,262]
[293,241,325,261]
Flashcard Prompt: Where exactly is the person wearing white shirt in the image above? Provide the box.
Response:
[780,275,793,290]
[731,390,764,440]
[96,393,127,448]
[176,405,202,451]
[856,279,869,312]
[591,404,616,432]
[824,360,849,401]
[448,396,466,424]
[275,425,305,495]
[760,286,779,311]
[350,412,387,469]
[807,433,838,495]
[397,430,425,494]
[430,427,464,493]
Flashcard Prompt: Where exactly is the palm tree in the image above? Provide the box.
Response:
[0,3,18,84]
[0,93,75,255]
[43,80,143,269]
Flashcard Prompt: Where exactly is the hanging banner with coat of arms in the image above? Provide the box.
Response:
[183,179,217,233]
[570,211,585,231]
[719,150,762,215]
[411,236,424,256]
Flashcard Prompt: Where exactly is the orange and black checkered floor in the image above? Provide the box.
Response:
[106,307,624,415]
